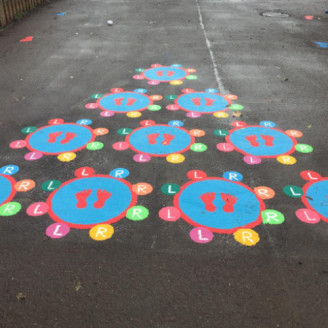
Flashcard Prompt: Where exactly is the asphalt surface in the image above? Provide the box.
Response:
[0,0,328,327]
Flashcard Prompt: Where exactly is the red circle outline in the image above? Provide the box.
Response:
[0,173,17,206]
[175,91,231,114]
[142,66,189,82]
[125,124,195,158]
[25,123,96,156]
[96,91,153,113]
[301,177,328,223]
[47,175,138,229]
[173,177,265,234]
[226,125,297,158]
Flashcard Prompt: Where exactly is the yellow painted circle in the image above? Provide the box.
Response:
[166,154,185,164]
[57,152,76,162]
[170,80,183,86]
[276,155,297,165]
[127,111,142,118]
[233,229,260,246]
[213,112,229,118]
[89,224,114,241]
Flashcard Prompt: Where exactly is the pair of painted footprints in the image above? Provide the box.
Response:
[75,189,111,209]
[191,98,215,106]
[147,133,175,145]
[114,98,137,106]
[245,135,274,147]
[200,192,238,213]
[48,132,77,144]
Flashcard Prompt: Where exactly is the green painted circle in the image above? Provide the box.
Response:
[190,143,207,152]
[135,68,145,73]
[214,129,229,137]
[283,185,303,198]
[261,210,285,225]
[126,206,149,221]
[21,126,37,134]
[90,93,103,99]
[87,141,104,151]
[229,104,244,111]
[117,128,133,136]
[165,95,177,100]
[0,202,21,216]
[148,105,161,111]
[41,180,61,192]
[186,75,198,80]
[295,144,313,153]
[161,183,180,195]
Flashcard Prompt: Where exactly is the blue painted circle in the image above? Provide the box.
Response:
[177,179,261,231]
[144,67,186,81]
[76,119,92,125]
[259,121,276,128]
[205,88,219,93]
[0,165,19,175]
[50,177,133,226]
[0,175,14,205]
[229,126,294,157]
[171,64,182,68]
[223,171,243,182]
[134,88,147,94]
[168,120,184,127]
[98,92,151,112]
[177,92,229,113]
[128,126,192,156]
[110,168,130,178]
[27,124,94,154]
[305,180,328,219]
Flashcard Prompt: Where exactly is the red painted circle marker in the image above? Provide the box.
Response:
[187,170,207,180]
[300,170,321,181]
[75,167,95,177]
[159,207,181,221]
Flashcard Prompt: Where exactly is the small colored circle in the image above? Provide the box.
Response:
[85,103,99,109]
[187,170,207,180]
[166,154,185,164]
[261,210,285,224]
[87,141,104,151]
[41,180,62,191]
[295,144,313,153]
[14,179,35,192]
[189,129,205,137]
[133,154,151,162]
[165,95,177,100]
[75,167,95,178]
[254,187,275,199]
[109,168,130,178]
[186,112,201,118]
[216,143,234,152]
[214,129,229,137]
[159,207,181,221]
[76,119,92,125]
[150,95,163,101]
[126,206,149,221]
[296,208,320,224]
[90,93,103,99]
[213,112,229,118]
[26,202,48,216]
[117,128,133,136]
[276,155,296,165]
[166,104,180,111]
[186,75,198,80]
[9,140,26,149]
[231,121,247,128]
[283,185,303,198]
[229,104,244,111]
[0,165,19,175]
[161,183,180,195]
[100,111,115,117]
[127,111,142,118]
[46,223,70,239]
[170,80,183,85]
[89,224,114,241]
[93,128,109,136]
[148,80,160,85]
[225,94,238,100]
[260,121,276,128]
[140,120,156,127]
[300,170,321,181]
[21,126,37,134]
[135,68,145,73]
[134,88,147,93]
[48,118,64,125]
[57,152,76,162]
[285,130,303,138]
[190,143,207,152]
[112,142,129,151]
[243,155,262,165]
[132,183,153,195]
[169,120,184,127]
[0,202,21,216]
[205,88,218,93]
[148,105,161,111]
[223,171,243,182]
[233,229,259,246]
[25,152,43,161]
[189,227,214,244]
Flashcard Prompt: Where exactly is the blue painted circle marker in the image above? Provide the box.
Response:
[259,121,276,128]
[223,171,243,182]
[109,168,130,178]
[168,120,184,127]
[134,88,147,94]
[303,179,328,220]
[144,67,187,82]
[127,125,194,157]
[26,123,95,155]
[98,92,151,113]
[48,176,136,228]
[176,92,229,113]
[205,88,219,93]
[227,126,295,157]
[174,178,263,233]
[0,174,16,206]
[76,119,92,125]
[171,64,182,68]
[0,165,19,175]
